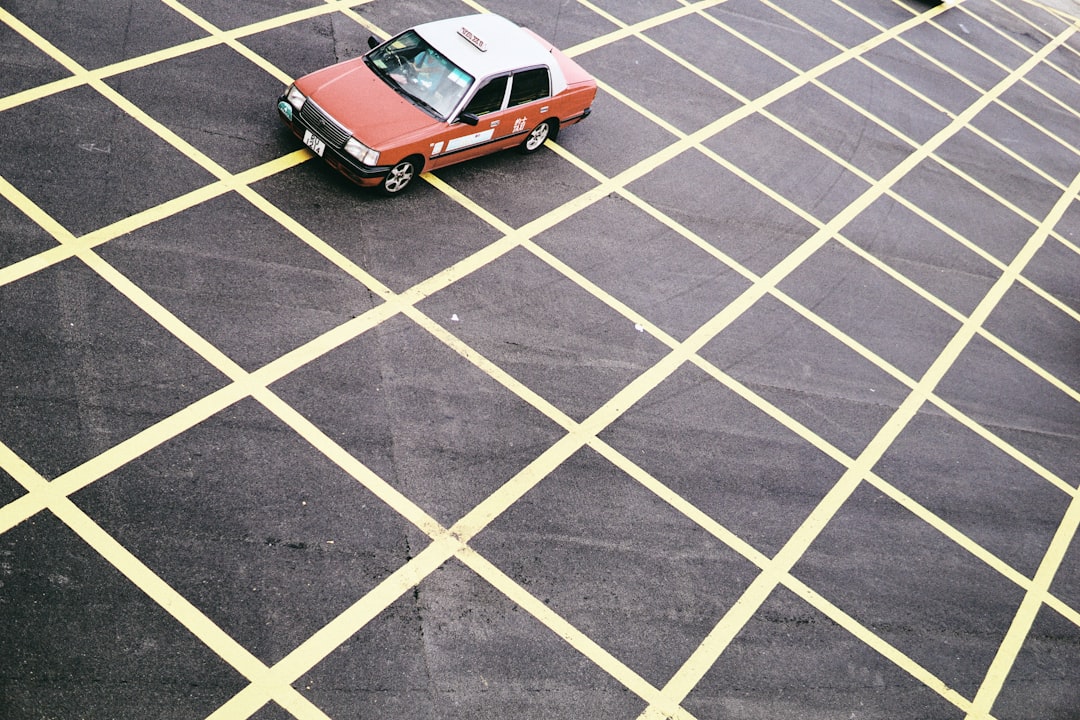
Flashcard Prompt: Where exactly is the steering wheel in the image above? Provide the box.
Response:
[390,53,418,83]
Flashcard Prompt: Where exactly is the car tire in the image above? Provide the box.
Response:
[380,158,419,195]
[520,120,556,154]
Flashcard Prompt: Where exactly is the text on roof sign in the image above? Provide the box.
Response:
[458,27,488,51]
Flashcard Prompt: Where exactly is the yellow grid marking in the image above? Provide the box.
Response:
[962,155,1080,720]
[563,0,733,57]
[0,441,335,720]
[0,0,380,113]
[1,0,1079,718]
[553,0,1080,474]
[756,0,1080,267]
[624,11,1079,717]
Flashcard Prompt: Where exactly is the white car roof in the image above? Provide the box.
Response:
[413,13,567,94]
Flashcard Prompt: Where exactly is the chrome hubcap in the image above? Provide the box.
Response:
[385,163,413,192]
[527,124,549,150]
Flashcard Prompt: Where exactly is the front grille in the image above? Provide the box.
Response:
[298,100,350,148]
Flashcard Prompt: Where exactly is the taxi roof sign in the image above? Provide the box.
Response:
[457,26,488,51]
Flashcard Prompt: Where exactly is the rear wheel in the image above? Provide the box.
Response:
[520,120,555,154]
[380,158,419,194]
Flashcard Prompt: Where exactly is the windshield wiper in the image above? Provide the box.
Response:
[403,93,441,118]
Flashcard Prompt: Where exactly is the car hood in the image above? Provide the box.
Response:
[295,57,437,148]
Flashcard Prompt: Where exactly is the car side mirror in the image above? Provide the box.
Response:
[367,36,380,49]
[458,112,480,126]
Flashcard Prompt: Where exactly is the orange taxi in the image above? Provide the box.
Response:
[277,13,597,194]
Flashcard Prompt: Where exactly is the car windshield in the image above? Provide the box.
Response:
[366,30,474,120]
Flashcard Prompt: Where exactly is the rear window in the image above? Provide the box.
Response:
[508,68,550,107]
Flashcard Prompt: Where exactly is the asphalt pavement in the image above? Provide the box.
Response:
[1,1,1079,719]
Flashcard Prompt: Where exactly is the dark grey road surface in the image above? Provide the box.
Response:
[1,1,1079,719]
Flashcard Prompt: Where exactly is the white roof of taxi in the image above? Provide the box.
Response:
[412,13,566,90]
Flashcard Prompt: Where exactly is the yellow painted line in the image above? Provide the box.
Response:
[253,386,444,537]
[218,336,692,716]
[0,35,221,112]
[0,244,73,289]
[1046,591,1080,629]
[0,0,383,113]
[249,305,397,387]
[0,191,447,720]
[783,574,978,713]
[2,4,1076,719]
[683,346,1065,613]
[969,493,1080,720]
[232,184,395,297]
[0,440,332,720]
[81,149,310,250]
[845,0,1080,161]
[753,1,947,167]
[926,152,1060,228]
[76,246,250,379]
[402,304,578,431]
[457,0,493,14]
[593,421,980,718]
[653,12,1080,410]
[0,440,56,519]
[603,0,1046,267]
[398,4,959,319]
[250,528,460,689]
[653,400,948,709]
[80,181,233,247]
[46,498,269,681]
[274,140,1029,720]
[951,0,1080,113]
[591,77,685,138]
[924,393,1075,498]
[517,75,1075,615]
[1019,275,1080,329]
[593,439,773,567]
[864,469,1035,590]
[326,0,390,41]
[962,163,1080,720]
[633,19,1075,716]
[460,547,699,720]
[722,0,1035,243]
[669,1,1071,242]
[0,46,344,709]
[829,231,1080,405]
[780,0,1080,189]
[1023,0,1080,22]
[765,269,1077,499]
[564,0,733,57]
[422,173,515,235]
[981,322,1080,404]
[1050,227,1080,256]
[302,182,1064,717]
[1,384,250,533]
[755,0,849,49]
[0,149,311,292]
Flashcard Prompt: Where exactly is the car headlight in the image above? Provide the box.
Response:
[344,137,380,166]
[285,84,306,109]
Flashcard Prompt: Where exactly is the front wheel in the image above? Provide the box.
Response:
[380,158,418,195]
[520,120,555,154]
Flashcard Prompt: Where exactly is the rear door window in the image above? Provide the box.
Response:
[508,67,550,107]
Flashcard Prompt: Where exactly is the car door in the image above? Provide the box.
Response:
[502,67,553,146]
[427,66,553,169]
[427,74,510,169]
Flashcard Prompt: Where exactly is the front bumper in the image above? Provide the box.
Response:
[276,96,390,187]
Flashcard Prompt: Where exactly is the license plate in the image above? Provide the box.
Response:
[303,129,326,157]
